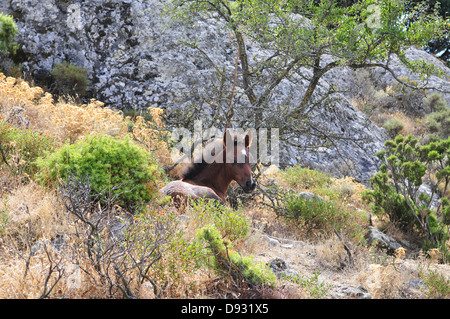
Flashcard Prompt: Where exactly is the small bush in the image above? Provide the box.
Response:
[424,103,450,139]
[383,118,404,138]
[420,266,450,298]
[197,225,276,287]
[364,135,450,258]
[0,13,19,56]
[189,198,250,242]
[36,134,160,207]
[51,61,90,98]
[290,271,331,299]
[284,194,336,232]
[283,192,366,241]
[280,166,331,190]
[423,93,447,112]
[0,121,55,179]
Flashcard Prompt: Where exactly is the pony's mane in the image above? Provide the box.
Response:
[181,139,223,181]
[180,133,247,181]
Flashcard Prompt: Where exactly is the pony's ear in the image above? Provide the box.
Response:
[245,131,252,148]
[223,129,233,147]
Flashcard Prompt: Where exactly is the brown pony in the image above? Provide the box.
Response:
[160,129,256,207]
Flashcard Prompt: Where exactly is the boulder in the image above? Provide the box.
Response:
[365,226,402,253]
[267,257,299,280]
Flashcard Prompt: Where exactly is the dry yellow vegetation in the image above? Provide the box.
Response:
[0,73,171,165]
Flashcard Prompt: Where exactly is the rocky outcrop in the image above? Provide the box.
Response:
[2,0,448,183]
[365,226,402,254]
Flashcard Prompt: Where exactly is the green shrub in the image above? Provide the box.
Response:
[281,166,331,190]
[287,270,331,299]
[383,118,404,138]
[0,121,55,179]
[419,266,450,298]
[423,93,447,112]
[36,134,159,207]
[51,61,90,98]
[196,225,276,287]
[189,198,250,241]
[363,135,450,258]
[425,103,450,139]
[283,192,366,241]
[0,13,19,56]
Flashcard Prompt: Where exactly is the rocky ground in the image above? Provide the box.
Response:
[246,218,449,299]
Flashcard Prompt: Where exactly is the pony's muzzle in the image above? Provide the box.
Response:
[244,179,256,192]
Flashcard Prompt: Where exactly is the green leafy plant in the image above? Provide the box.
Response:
[419,266,450,298]
[283,192,366,241]
[189,198,250,241]
[0,121,55,179]
[383,118,404,138]
[287,270,330,299]
[363,135,450,259]
[36,134,160,207]
[196,225,276,287]
[51,61,90,98]
[0,13,19,56]
[281,166,331,190]
[424,97,450,140]
[0,199,8,235]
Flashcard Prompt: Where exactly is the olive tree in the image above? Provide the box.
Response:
[165,0,447,167]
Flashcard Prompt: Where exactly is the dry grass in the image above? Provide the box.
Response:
[0,73,171,166]
[3,181,65,246]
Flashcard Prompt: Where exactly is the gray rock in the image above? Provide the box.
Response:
[365,226,402,253]
[298,192,323,201]
[267,257,299,280]
[30,235,66,255]
[267,257,288,272]
[408,280,425,289]
[262,235,281,247]
[331,284,371,299]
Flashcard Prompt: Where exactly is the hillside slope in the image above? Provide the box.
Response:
[0,74,449,299]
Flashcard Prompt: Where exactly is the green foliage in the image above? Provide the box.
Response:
[189,198,251,241]
[0,199,8,235]
[134,208,204,285]
[280,165,367,241]
[419,266,450,298]
[283,192,366,241]
[36,134,159,207]
[169,0,446,82]
[51,61,90,98]
[383,118,404,138]
[166,0,446,142]
[284,194,337,230]
[424,96,450,139]
[281,166,331,190]
[287,270,331,299]
[196,225,276,287]
[364,135,450,258]
[424,93,447,112]
[0,13,19,56]
[0,121,55,179]
[362,171,413,229]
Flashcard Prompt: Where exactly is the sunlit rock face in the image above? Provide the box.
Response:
[4,0,448,183]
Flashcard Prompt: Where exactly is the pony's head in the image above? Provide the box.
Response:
[223,129,256,193]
